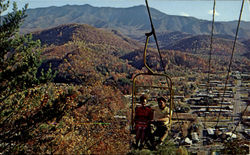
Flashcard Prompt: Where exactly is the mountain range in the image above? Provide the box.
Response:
[21,4,250,40]
[24,4,249,72]
[34,23,249,79]
[35,24,218,83]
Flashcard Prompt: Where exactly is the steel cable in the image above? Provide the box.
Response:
[216,0,245,127]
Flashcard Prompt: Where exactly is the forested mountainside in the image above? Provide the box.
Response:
[32,24,141,49]
[242,39,250,51]
[148,31,193,48]
[35,24,217,87]
[31,23,250,85]
[3,20,148,153]
[21,4,250,39]
[35,23,250,84]
[163,34,248,56]
[242,39,250,59]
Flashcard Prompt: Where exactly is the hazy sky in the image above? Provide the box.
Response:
[8,0,250,21]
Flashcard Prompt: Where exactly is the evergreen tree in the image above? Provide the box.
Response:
[0,1,55,153]
[0,0,53,102]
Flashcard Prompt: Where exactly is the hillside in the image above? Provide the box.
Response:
[36,24,249,84]
[36,24,225,90]
[32,23,141,51]
[163,35,248,56]
[22,4,250,39]
[120,48,209,73]
[30,28,139,153]
[242,39,250,59]
[243,39,250,50]
[141,31,193,48]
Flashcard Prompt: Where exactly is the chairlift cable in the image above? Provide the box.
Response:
[145,0,166,74]
[215,0,245,128]
[207,0,216,95]
[201,0,217,130]
[145,0,183,130]
[229,101,249,140]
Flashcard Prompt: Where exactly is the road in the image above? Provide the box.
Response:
[233,76,244,132]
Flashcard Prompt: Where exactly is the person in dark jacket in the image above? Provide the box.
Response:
[134,94,153,149]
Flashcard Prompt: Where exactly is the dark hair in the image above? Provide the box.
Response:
[140,94,148,102]
[157,97,166,103]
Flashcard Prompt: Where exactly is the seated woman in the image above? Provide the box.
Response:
[134,94,153,149]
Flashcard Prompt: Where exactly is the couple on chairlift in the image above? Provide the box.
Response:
[134,94,171,150]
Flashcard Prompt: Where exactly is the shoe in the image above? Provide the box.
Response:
[159,141,164,146]
[156,139,162,144]
[132,143,138,149]
[149,145,156,151]
[139,144,144,150]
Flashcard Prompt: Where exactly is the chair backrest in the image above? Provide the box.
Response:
[131,73,173,131]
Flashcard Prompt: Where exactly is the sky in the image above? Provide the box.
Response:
[6,0,250,22]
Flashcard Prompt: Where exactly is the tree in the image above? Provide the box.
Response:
[0,1,55,153]
[221,139,249,155]
[0,0,53,102]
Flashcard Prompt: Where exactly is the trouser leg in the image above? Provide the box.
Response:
[160,126,168,144]
[135,127,141,147]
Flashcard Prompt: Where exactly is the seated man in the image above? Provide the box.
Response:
[152,96,171,145]
[134,94,153,149]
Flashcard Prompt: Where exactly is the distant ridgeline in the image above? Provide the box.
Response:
[21,4,250,40]
[26,5,250,73]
